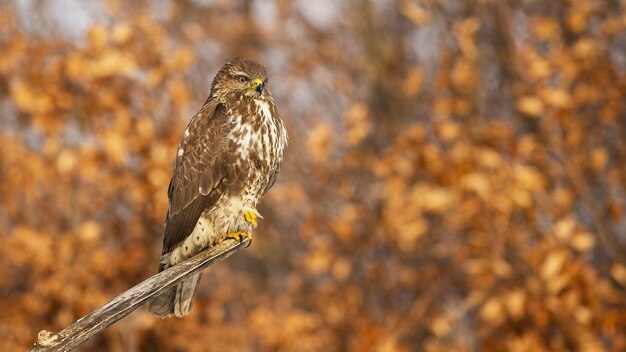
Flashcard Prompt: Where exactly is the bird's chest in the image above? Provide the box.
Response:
[226,102,280,188]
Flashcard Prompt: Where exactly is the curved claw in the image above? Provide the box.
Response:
[226,231,251,243]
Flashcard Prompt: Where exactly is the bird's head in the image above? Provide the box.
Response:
[211,57,270,100]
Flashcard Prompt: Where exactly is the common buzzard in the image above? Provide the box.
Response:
[148,58,288,317]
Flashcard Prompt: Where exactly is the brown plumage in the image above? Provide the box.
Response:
[148,58,287,317]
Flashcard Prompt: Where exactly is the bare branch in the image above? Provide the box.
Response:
[28,238,251,352]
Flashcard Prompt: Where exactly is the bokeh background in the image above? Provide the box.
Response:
[2,0,626,351]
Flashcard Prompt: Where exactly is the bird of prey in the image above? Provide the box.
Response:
[148,58,288,317]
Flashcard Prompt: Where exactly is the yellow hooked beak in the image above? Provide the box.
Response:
[249,78,265,94]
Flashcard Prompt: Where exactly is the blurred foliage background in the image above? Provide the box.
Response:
[1,0,626,351]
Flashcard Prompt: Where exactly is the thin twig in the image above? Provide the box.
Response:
[28,238,251,352]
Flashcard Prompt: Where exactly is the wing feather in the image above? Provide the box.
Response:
[161,101,229,256]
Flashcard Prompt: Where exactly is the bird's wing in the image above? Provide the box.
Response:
[161,99,230,256]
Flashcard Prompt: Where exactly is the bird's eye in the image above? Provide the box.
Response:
[237,76,247,83]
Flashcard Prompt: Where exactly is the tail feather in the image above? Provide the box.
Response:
[148,273,202,317]
[175,273,201,317]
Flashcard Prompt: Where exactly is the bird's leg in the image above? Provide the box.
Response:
[244,210,257,225]
[224,209,258,246]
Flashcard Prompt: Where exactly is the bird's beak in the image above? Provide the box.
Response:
[252,78,265,94]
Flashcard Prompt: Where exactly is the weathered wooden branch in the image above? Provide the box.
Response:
[28,238,251,352]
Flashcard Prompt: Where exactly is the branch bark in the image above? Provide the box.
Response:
[28,238,251,352]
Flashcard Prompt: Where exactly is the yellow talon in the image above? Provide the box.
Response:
[226,231,251,243]
[244,211,257,225]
